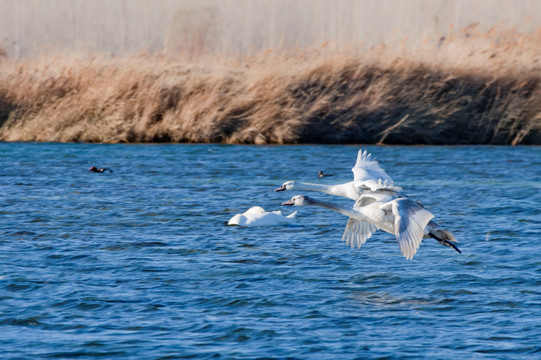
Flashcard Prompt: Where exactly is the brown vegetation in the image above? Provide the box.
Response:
[1,27,541,144]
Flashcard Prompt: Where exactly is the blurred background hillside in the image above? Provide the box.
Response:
[1,0,540,58]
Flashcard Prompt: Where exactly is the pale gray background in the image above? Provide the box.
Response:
[1,0,539,57]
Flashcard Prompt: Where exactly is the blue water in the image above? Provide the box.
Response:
[1,143,540,359]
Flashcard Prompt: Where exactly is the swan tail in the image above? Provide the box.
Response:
[342,218,377,249]
[434,229,457,243]
[227,214,243,226]
[286,211,298,219]
[429,232,462,254]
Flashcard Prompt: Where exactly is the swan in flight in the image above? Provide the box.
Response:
[276,149,459,251]
[282,195,461,259]
[228,206,297,227]
[275,150,401,197]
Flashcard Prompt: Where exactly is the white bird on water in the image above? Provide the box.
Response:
[228,206,297,227]
[276,149,461,258]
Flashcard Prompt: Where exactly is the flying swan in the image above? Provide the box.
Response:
[282,195,460,259]
[275,150,402,197]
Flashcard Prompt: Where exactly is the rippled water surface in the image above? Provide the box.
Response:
[1,143,540,359]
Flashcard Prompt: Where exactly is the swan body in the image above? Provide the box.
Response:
[283,195,435,259]
[228,206,297,227]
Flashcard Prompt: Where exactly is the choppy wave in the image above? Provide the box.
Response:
[1,143,540,358]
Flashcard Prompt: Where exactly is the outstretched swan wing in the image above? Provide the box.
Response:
[342,218,378,249]
[392,198,434,260]
[352,150,396,191]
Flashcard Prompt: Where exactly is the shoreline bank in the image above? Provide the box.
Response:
[1,31,540,145]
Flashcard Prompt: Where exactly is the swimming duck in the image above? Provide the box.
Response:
[89,166,113,173]
[318,170,333,178]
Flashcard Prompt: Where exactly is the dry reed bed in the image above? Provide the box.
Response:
[1,28,541,144]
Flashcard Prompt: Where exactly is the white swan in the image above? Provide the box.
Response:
[282,195,460,259]
[228,206,297,227]
[275,150,402,197]
[276,149,459,248]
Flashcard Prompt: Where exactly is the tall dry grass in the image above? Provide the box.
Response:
[1,26,541,144]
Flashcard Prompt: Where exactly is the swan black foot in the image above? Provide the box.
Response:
[429,233,462,254]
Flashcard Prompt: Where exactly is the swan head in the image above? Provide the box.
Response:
[275,181,295,192]
[282,195,311,206]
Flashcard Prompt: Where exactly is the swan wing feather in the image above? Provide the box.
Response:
[342,218,378,249]
[352,150,394,188]
[286,211,298,219]
[353,192,400,209]
[244,206,266,214]
[392,198,434,260]
[353,194,377,209]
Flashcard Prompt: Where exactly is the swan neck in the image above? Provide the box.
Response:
[296,182,332,192]
[296,182,351,198]
[307,198,364,220]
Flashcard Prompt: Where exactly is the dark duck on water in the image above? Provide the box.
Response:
[318,170,333,177]
[89,166,113,173]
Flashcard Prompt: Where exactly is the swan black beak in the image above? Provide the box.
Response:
[275,185,286,192]
[282,199,294,206]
